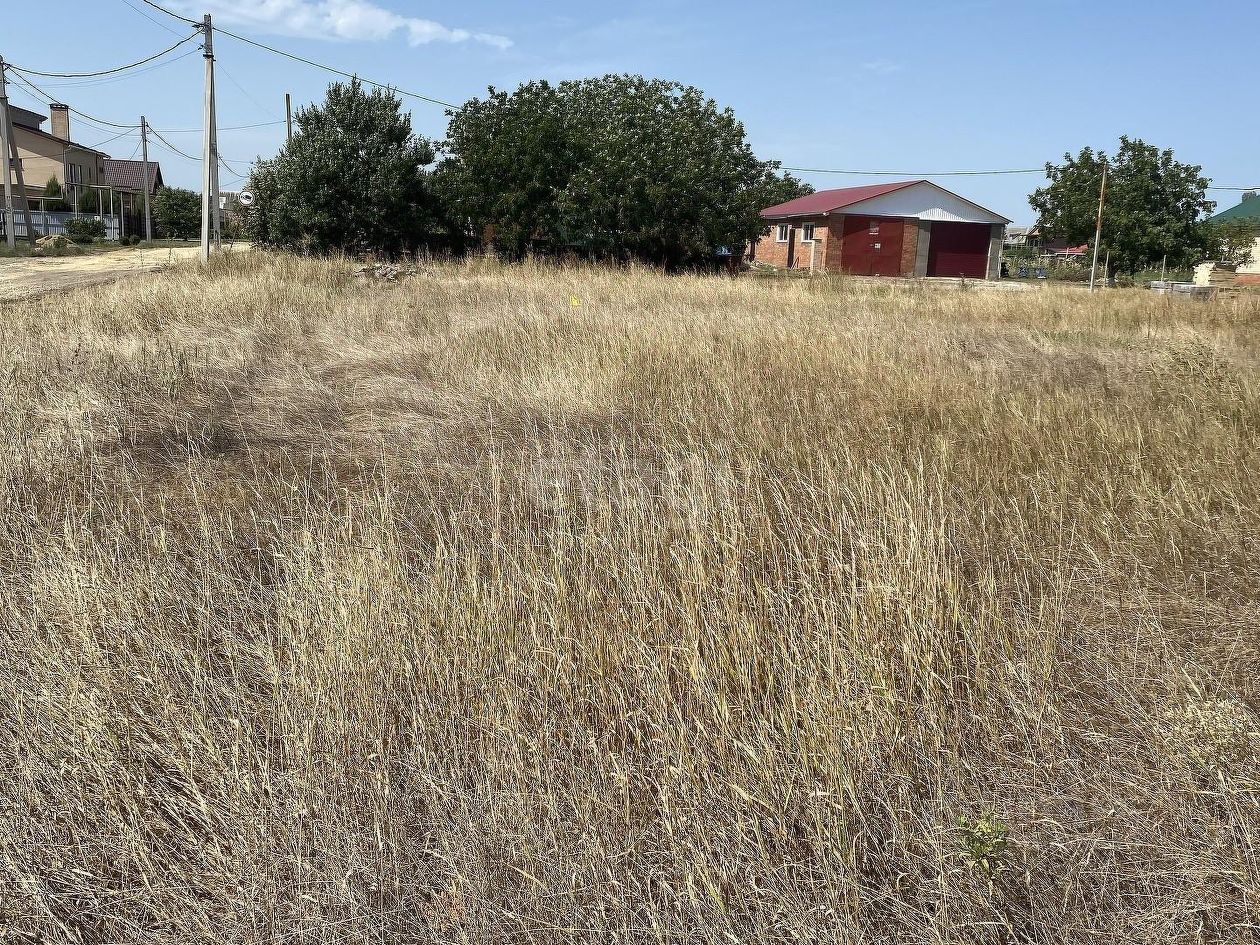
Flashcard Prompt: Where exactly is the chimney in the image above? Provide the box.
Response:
[50,103,70,142]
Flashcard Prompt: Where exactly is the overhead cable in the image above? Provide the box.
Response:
[214,26,459,109]
[6,32,200,79]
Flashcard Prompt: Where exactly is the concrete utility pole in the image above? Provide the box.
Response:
[140,116,154,242]
[210,68,221,250]
[0,59,14,249]
[200,13,218,262]
[1088,160,1108,293]
[285,92,293,145]
[0,58,36,247]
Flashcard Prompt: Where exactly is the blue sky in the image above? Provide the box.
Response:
[5,0,1257,223]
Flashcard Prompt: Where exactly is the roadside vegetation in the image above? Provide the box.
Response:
[2,254,1258,942]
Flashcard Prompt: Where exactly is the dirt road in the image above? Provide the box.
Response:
[0,243,247,301]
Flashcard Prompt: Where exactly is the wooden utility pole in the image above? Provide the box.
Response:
[1088,160,1108,293]
[285,92,293,145]
[200,13,217,262]
[0,58,36,247]
[140,116,153,242]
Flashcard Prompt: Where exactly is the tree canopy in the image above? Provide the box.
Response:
[152,186,200,240]
[437,75,810,268]
[245,79,442,256]
[1029,137,1214,275]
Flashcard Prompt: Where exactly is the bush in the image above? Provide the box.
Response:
[246,79,443,257]
[153,186,201,241]
[63,217,107,244]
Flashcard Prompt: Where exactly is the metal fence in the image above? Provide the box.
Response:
[0,210,131,242]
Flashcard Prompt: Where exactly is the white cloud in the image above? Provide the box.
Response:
[175,0,510,49]
[860,59,904,75]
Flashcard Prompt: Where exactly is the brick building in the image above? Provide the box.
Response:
[752,180,1010,279]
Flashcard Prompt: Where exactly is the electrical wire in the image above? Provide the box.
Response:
[23,47,201,90]
[85,128,141,150]
[217,61,283,119]
[782,165,1045,177]
[214,26,459,109]
[6,71,141,130]
[135,0,201,27]
[7,32,199,79]
[156,119,286,133]
[146,126,200,161]
[120,0,191,36]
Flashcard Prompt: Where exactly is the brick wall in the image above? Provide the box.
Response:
[825,215,846,271]
[752,215,831,270]
[899,219,919,277]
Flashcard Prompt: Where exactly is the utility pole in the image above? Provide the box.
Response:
[140,116,153,242]
[200,13,217,262]
[0,58,36,248]
[285,92,293,145]
[0,59,14,249]
[210,64,221,250]
[1088,160,1108,293]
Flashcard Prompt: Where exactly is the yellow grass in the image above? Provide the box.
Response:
[2,254,1258,943]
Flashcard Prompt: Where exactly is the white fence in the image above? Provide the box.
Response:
[1,210,125,242]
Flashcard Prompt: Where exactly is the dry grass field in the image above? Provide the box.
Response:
[2,254,1258,943]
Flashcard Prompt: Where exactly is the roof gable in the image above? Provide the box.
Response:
[103,159,165,194]
[762,178,1011,225]
[840,180,1012,225]
[761,181,920,219]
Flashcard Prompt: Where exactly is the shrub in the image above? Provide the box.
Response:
[63,217,107,244]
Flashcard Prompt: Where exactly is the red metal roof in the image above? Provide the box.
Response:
[761,180,923,219]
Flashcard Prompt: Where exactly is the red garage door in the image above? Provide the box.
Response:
[841,216,904,276]
[927,222,991,278]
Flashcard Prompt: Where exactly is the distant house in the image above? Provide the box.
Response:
[8,104,111,211]
[103,158,165,201]
[751,179,1011,279]
[1196,192,1260,287]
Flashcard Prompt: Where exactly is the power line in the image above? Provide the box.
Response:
[6,71,140,131]
[215,26,459,109]
[120,0,191,36]
[782,165,1045,177]
[85,127,140,150]
[22,47,201,90]
[145,126,200,161]
[6,32,199,79]
[135,0,201,27]
[157,119,285,133]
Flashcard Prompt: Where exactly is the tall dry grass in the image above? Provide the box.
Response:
[1,254,1258,943]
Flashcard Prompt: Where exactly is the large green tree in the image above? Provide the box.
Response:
[152,186,200,240]
[437,75,809,268]
[245,79,442,256]
[1029,137,1214,275]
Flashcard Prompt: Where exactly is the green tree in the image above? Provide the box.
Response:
[42,178,71,212]
[244,79,441,256]
[1029,137,1214,276]
[438,75,809,268]
[152,186,201,240]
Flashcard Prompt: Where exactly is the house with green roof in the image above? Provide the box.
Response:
[1196,192,1260,287]
[1207,191,1260,226]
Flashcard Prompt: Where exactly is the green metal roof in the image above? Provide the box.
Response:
[1209,193,1260,224]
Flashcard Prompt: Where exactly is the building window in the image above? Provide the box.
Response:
[776,224,790,243]
[67,163,82,183]
[801,223,816,242]
[868,220,880,235]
